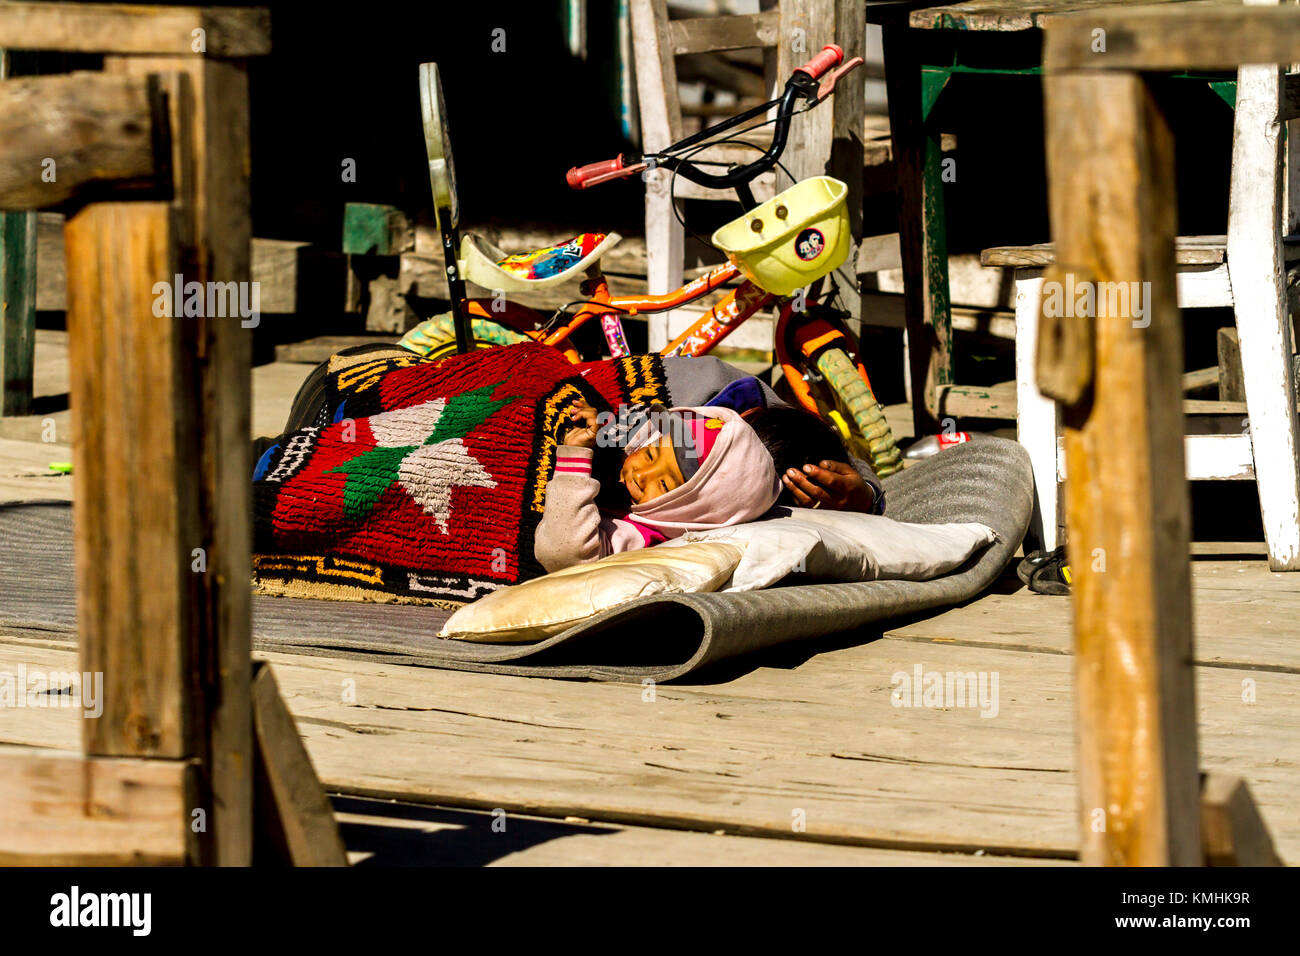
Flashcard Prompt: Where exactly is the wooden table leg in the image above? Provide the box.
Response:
[0,49,36,419]
[1044,69,1200,866]
[0,209,35,417]
[883,25,952,436]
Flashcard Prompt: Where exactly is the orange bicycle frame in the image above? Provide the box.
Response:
[461,261,778,360]
[460,264,874,420]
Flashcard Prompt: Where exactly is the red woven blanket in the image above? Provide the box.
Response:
[252,343,669,605]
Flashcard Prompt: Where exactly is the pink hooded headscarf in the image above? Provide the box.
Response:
[622,405,781,538]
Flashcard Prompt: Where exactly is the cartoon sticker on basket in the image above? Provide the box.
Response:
[794,227,825,262]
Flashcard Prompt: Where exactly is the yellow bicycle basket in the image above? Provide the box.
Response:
[712,176,850,296]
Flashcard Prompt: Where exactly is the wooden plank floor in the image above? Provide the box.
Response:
[3,546,1295,865]
[1,332,1295,864]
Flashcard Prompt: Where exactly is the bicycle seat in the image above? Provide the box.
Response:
[460,231,620,292]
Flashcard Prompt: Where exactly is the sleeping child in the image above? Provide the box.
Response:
[534,399,882,572]
[535,402,781,572]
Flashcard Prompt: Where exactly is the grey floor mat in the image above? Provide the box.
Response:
[0,437,1033,681]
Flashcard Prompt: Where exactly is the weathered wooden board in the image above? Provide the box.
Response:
[251,662,348,866]
[0,210,36,416]
[0,3,270,56]
[0,73,161,209]
[0,436,73,500]
[1226,52,1300,570]
[1044,2,1300,72]
[936,382,1017,419]
[982,237,1230,268]
[1218,326,1246,403]
[666,9,779,56]
[865,0,1199,32]
[252,361,312,440]
[0,744,191,865]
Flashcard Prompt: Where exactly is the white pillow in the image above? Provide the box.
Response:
[660,510,997,591]
[439,541,743,643]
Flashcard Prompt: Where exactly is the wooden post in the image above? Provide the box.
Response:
[0,5,348,868]
[776,0,864,332]
[104,53,255,867]
[0,208,35,416]
[883,23,950,436]
[0,50,35,418]
[63,204,179,743]
[1043,70,1201,866]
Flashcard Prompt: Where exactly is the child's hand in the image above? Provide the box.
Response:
[783,460,876,512]
[562,401,601,448]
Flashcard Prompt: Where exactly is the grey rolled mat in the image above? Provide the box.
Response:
[0,437,1033,681]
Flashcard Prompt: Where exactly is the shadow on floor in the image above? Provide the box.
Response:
[331,794,613,867]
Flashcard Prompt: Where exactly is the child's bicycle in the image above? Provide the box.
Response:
[403,50,901,476]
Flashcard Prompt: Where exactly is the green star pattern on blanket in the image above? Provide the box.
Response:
[327,383,513,529]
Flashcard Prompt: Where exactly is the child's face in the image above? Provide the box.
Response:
[620,433,685,504]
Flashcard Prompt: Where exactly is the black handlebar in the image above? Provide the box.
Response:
[626,66,825,203]
[653,82,805,192]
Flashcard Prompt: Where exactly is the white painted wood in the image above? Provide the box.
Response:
[1055,435,1254,483]
[1174,263,1234,309]
[1186,434,1257,480]
[643,171,684,351]
[1013,270,1060,552]
[1227,42,1300,569]
[632,0,684,351]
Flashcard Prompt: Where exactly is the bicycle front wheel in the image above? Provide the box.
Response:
[814,346,902,477]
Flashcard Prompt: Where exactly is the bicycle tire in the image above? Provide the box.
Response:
[814,346,902,477]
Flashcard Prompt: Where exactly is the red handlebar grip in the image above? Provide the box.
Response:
[795,44,844,80]
[567,155,625,189]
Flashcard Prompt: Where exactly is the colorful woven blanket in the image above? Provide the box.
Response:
[252,343,669,606]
